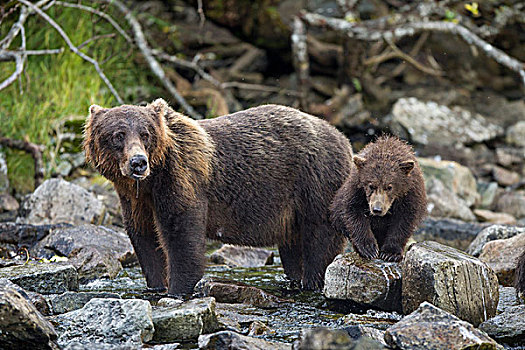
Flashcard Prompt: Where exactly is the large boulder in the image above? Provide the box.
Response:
[402,241,499,326]
[324,253,402,312]
[17,179,104,225]
[198,330,291,350]
[210,244,274,267]
[425,178,475,221]
[479,305,525,345]
[385,302,501,350]
[0,281,58,350]
[478,233,525,286]
[466,225,525,257]
[0,263,78,294]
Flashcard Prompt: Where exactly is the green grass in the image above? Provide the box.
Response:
[0,6,159,193]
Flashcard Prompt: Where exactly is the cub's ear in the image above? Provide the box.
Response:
[89,104,106,116]
[149,98,169,117]
[400,160,415,175]
[353,155,367,169]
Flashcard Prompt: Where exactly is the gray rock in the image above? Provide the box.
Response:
[0,277,51,315]
[493,191,525,219]
[215,302,268,332]
[413,218,487,251]
[0,222,71,248]
[402,241,499,326]
[0,152,8,193]
[473,209,516,225]
[0,263,78,294]
[479,305,525,345]
[426,178,476,221]
[477,182,499,209]
[343,325,386,346]
[198,330,291,350]
[46,291,121,314]
[506,120,525,147]
[17,178,104,225]
[390,97,503,147]
[466,225,525,257]
[324,253,402,312]
[418,157,480,207]
[210,244,274,267]
[53,298,154,347]
[495,147,523,168]
[338,309,402,331]
[152,297,219,342]
[0,281,59,350]
[497,286,521,314]
[63,342,139,350]
[294,328,354,350]
[491,165,520,187]
[0,193,19,213]
[478,233,525,286]
[385,302,502,350]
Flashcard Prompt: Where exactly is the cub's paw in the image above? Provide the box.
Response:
[379,251,403,262]
[354,241,379,260]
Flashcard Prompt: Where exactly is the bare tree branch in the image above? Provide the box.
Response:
[0,48,64,60]
[0,50,23,91]
[96,0,202,119]
[291,16,310,110]
[384,37,444,77]
[16,0,124,104]
[0,137,45,188]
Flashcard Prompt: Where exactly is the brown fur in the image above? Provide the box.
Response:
[516,250,525,298]
[330,135,427,262]
[84,99,353,294]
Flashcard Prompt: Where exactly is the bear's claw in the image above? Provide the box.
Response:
[379,251,402,262]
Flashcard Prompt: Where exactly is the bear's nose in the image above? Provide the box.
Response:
[130,155,148,174]
[372,205,383,215]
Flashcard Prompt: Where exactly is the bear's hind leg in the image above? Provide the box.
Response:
[279,238,304,287]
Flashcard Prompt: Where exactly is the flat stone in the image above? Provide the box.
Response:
[402,241,499,326]
[152,297,219,342]
[413,218,486,251]
[385,302,502,350]
[492,165,520,187]
[0,281,58,350]
[479,305,525,345]
[473,209,516,225]
[338,309,402,331]
[324,253,402,312]
[214,302,268,332]
[467,225,525,257]
[45,291,121,314]
[479,233,525,286]
[17,179,104,225]
[198,330,291,350]
[210,244,274,267]
[0,263,78,294]
[53,298,153,347]
[497,286,521,314]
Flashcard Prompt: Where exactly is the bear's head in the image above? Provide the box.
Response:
[83,99,171,182]
[353,154,415,217]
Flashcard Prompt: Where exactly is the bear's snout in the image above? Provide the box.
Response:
[369,190,392,216]
[129,154,149,179]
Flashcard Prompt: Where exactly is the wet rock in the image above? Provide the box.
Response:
[418,157,480,207]
[197,279,289,308]
[0,263,78,294]
[0,281,58,350]
[247,320,274,336]
[338,309,402,331]
[0,278,51,315]
[344,325,386,346]
[478,233,525,286]
[63,342,139,350]
[506,120,525,147]
[0,193,18,213]
[53,298,153,347]
[402,241,499,326]
[0,222,71,248]
[385,302,501,350]
[390,98,503,147]
[413,218,486,251]
[497,286,521,314]
[152,297,219,342]
[479,305,525,345]
[214,302,268,332]
[17,179,104,225]
[294,328,354,350]
[493,191,525,219]
[426,178,476,221]
[467,225,525,257]
[324,252,402,312]
[491,165,520,187]
[198,330,291,350]
[0,152,8,193]
[473,209,516,225]
[45,291,121,314]
[210,244,274,267]
[477,182,499,209]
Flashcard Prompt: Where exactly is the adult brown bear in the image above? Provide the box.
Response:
[84,99,353,295]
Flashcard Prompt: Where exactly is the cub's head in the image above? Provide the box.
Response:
[354,155,415,217]
[83,99,170,182]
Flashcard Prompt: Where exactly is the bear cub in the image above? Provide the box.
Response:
[516,250,525,299]
[331,135,427,262]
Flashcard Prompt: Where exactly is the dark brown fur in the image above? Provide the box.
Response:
[84,99,353,294]
[330,135,427,262]
[516,250,525,298]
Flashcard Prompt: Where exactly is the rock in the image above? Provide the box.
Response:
[495,147,523,168]
[477,182,499,209]
[506,120,525,147]
[390,98,503,148]
[493,191,525,219]
[0,193,19,213]
[247,320,274,336]
[402,241,499,326]
[491,165,520,187]
[0,278,51,315]
[17,179,104,225]
[413,218,487,251]
[467,225,525,257]
[0,281,58,350]
[338,309,402,331]
[425,178,475,221]
[497,286,521,314]
[45,291,121,314]
[214,302,268,332]
[294,328,354,350]
[198,330,291,350]
[152,297,219,342]
[0,152,8,193]
[0,222,71,248]
[210,244,274,267]
[323,253,402,312]
[473,209,516,225]
[385,302,502,350]
[198,279,289,308]
[67,245,123,281]
[418,157,480,207]
[479,305,525,345]
[0,263,78,294]
[344,325,386,346]
[478,233,525,286]
[53,298,154,347]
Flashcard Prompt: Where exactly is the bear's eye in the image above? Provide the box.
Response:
[113,132,125,145]
[368,183,376,191]
[386,184,393,191]
[140,131,150,142]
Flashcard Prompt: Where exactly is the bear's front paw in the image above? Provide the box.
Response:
[379,251,403,262]
[354,241,379,260]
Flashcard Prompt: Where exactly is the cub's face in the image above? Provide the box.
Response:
[354,155,415,217]
[83,99,169,182]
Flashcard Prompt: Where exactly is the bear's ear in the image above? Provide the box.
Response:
[89,104,106,115]
[400,160,415,175]
[353,155,367,169]
[150,98,168,118]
